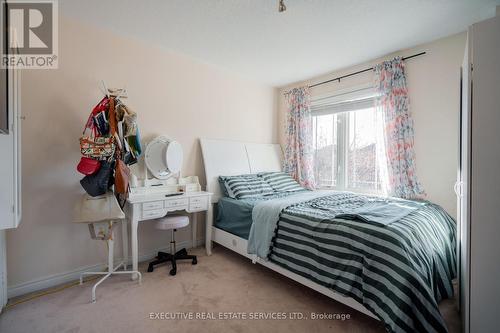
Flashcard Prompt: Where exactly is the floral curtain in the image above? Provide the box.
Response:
[283,86,315,189]
[374,57,425,199]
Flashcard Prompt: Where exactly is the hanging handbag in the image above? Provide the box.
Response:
[116,104,137,137]
[73,191,125,224]
[77,156,101,175]
[113,129,130,207]
[114,157,130,208]
[108,97,118,136]
[84,97,109,130]
[80,96,115,159]
[126,127,142,158]
[79,135,115,159]
[80,160,115,197]
[114,158,130,195]
[117,103,142,157]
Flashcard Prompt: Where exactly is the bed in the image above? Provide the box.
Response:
[200,138,456,333]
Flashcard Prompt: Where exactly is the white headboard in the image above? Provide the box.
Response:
[200,139,283,203]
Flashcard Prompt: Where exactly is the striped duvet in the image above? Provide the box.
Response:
[267,194,456,333]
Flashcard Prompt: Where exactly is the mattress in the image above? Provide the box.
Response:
[214,197,256,239]
[215,191,306,239]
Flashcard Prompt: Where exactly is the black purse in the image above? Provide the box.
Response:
[80,160,115,197]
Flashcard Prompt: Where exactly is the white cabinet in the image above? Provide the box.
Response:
[0,65,20,314]
[458,12,500,333]
[0,67,21,230]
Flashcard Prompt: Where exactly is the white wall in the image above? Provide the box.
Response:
[6,17,278,292]
[278,33,466,217]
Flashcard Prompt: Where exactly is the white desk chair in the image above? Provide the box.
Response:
[73,192,142,303]
[147,215,197,276]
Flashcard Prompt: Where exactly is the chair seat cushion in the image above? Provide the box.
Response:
[155,215,189,230]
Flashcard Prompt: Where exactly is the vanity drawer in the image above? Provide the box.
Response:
[165,198,189,209]
[189,196,208,211]
[141,208,165,220]
[142,201,164,211]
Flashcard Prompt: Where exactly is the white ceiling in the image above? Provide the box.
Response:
[60,0,500,86]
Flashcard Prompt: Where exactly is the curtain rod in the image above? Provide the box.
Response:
[308,51,426,89]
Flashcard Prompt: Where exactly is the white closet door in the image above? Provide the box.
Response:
[469,13,500,333]
[0,68,21,230]
[459,30,472,333]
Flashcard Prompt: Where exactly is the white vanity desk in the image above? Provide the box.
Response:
[125,190,212,278]
[124,135,212,278]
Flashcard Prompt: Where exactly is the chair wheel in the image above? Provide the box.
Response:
[147,265,154,273]
[169,268,177,276]
[192,258,197,265]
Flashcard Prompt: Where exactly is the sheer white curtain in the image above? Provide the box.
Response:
[375,108,390,197]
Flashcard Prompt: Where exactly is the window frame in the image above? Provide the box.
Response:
[311,87,382,195]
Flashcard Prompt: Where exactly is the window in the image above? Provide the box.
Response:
[312,88,383,194]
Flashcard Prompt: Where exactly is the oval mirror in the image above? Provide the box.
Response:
[144,136,183,179]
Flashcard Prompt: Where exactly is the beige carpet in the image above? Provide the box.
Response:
[0,246,460,333]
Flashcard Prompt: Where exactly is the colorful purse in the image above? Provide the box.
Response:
[80,97,116,159]
[79,135,115,159]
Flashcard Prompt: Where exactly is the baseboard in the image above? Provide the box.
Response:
[7,238,204,299]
